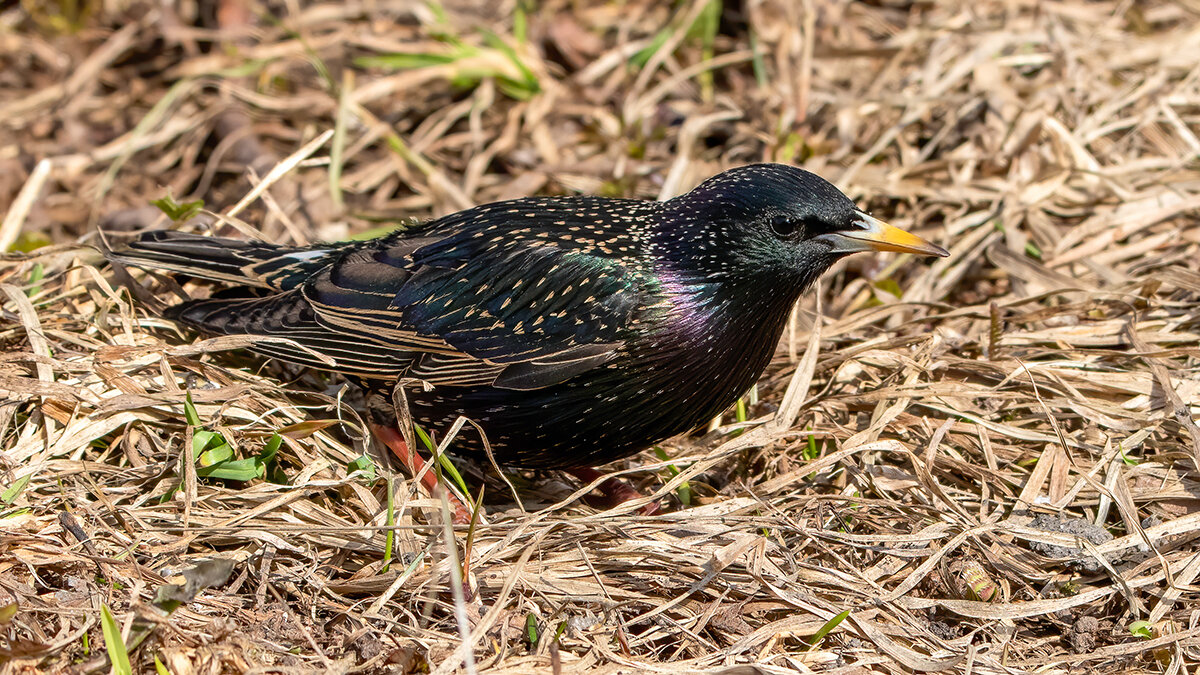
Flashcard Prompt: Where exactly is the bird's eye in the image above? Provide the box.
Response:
[770,216,799,238]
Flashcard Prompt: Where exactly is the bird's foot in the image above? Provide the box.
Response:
[566,467,661,515]
[370,424,474,525]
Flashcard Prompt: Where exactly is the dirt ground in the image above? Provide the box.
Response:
[2,0,1200,673]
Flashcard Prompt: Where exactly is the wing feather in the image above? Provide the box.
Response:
[141,198,655,390]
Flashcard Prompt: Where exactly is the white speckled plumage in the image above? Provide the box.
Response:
[111,163,945,467]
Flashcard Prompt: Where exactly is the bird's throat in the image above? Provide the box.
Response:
[640,271,804,427]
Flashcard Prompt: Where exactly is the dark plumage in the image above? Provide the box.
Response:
[110,163,946,468]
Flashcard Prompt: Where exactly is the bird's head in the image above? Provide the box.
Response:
[654,163,947,290]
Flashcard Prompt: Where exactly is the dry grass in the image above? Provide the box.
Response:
[3,0,1200,673]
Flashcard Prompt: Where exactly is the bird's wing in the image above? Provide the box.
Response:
[109,231,367,291]
[293,229,645,390]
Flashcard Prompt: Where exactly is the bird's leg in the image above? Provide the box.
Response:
[566,467,661,515]
[370,424,473,525]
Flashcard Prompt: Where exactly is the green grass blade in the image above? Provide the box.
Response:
[26,262,45,297]
[414,423,471,497]
[630,28,672,68]
[347,454,377,481]
[195,457,264,481]
[525,613,538,646]
[100,605,133,675]
[1,474,32,504]
[354,52,458,70]
[653,447,691,507]
[183,392,202,428]
[382,475,395,573]
[808,609,851,650]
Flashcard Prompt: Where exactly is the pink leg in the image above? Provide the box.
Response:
[371,424,473,525]
[566,467,662,515]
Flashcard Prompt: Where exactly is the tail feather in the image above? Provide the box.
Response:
[107,231,351,291]
[165,287,313,334]
[106,230,415,379]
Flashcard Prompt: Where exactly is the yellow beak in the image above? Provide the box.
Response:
[818,212,949,257]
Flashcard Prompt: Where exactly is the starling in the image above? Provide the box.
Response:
[110,163,946,512]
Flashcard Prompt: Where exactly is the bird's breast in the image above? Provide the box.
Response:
[614,277,798,427]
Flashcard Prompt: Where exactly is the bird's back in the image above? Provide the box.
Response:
[112,196,665,385]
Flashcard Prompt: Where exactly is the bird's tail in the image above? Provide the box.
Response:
[106,231,353,291]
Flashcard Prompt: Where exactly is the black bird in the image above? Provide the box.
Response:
[110,163,946,513]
